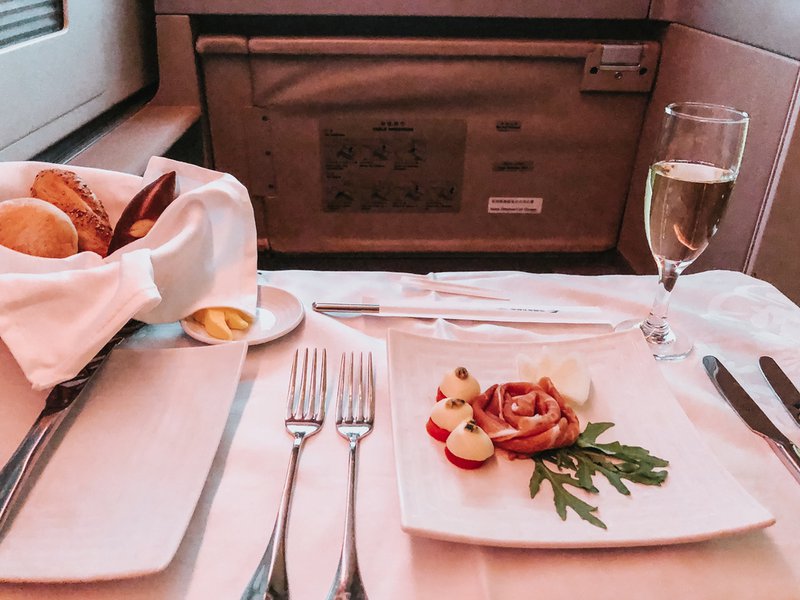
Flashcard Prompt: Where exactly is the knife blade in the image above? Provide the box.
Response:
[703,355,800,484]
[759,356,800,426]
[0,319,144,538]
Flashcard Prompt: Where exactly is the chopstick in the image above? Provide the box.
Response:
[399,275,511,301]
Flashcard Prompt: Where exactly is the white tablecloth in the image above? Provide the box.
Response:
[2,269,800,599]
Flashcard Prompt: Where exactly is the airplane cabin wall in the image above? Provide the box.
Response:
[0,1,157,161]
[617,23,800,276]
[630,1,800,306]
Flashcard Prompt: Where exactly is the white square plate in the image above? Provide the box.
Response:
[0,341,247,581]
[387,328,774,548]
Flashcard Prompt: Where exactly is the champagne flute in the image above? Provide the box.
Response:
[619,101,749,360]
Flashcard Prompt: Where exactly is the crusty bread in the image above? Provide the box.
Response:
[31,169,112,256]
[108,171,177,254]
[0,197,79,258]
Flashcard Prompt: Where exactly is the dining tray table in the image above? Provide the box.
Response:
[0,269,798,599]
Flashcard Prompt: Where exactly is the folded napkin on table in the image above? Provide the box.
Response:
[0,156,258,390]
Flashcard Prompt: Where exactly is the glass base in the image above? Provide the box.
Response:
[615,318,693,361]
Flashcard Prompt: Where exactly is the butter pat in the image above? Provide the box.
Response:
[224,309,251,330]
[199,308,233,340]
[191,307,253,340]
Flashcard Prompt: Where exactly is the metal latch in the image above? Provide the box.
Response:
[581,42,659,92]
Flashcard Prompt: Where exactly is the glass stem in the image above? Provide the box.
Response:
[641,260,683,343]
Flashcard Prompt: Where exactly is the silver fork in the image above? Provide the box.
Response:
[326,352,375,600]
[241,348,327,600]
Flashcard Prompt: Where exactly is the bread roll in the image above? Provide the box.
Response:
[108,171,177,254]
[0,197,78,258]
[31,169,112,256]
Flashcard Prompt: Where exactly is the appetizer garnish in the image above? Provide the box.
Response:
[426,397,474,442]
[529,422,669,529]
[426,371,669,528]
[191,307,254,340]
[471,379,580,454]
[444,419,494,470]
[517,350,592,406]
[437,366,480,402]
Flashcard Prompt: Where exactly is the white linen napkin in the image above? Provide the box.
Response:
[0,157,258,390]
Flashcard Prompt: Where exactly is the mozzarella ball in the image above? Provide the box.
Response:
[430,397,474,432]
[446,419,494,461]
[438,367,481,401]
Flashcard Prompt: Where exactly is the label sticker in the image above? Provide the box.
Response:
[495,120,522,132]
[320,118,466,213]
[487,197,543,214]
[492,161,533,172]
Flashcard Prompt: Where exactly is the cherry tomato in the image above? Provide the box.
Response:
[425,418,450,442]
[444,446,485,470]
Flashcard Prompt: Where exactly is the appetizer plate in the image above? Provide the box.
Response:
[181,285,304,346]
[387,328,775,548]
[0,341,247,582]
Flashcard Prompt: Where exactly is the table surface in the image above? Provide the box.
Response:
[2,269,800,600]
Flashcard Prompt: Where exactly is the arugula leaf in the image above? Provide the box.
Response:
[530,460,606,529]
[529,422,669,529]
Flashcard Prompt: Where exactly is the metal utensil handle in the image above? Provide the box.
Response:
[241,435,305,600]
[326,439,368,600]
[0,319,144,538]
[759,356,800,424]
[312,302,379,314]
[0,406,71,535]
[769,439,800,485]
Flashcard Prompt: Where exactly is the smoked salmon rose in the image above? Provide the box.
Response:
[470,379,580,455]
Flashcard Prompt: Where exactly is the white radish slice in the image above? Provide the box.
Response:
[517,350,592,406]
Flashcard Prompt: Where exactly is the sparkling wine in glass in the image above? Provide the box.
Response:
[620,102,749,360]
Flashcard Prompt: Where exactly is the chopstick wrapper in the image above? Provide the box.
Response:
[0,157,258,390]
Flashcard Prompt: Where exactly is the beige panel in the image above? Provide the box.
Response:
[68,106,201,175]
[197,36,253,187]
[232,38,654,253]
[152,15,202,107]
[156,0,650,19]
[618,24,799,274]
[650,0,800,60]
[63,15,203,175]
[750,101,800,304]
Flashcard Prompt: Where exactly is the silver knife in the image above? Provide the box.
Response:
[759,356,800,426]
[703,355,800,484]
[0,319,144,538]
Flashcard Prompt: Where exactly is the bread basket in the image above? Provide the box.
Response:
[0,157,258,390]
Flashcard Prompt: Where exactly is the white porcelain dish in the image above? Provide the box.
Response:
[181,285,304,346]
[387,328,775,548]
[0,341,247,581]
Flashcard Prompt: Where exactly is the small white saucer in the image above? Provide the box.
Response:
[180,285,305,346]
